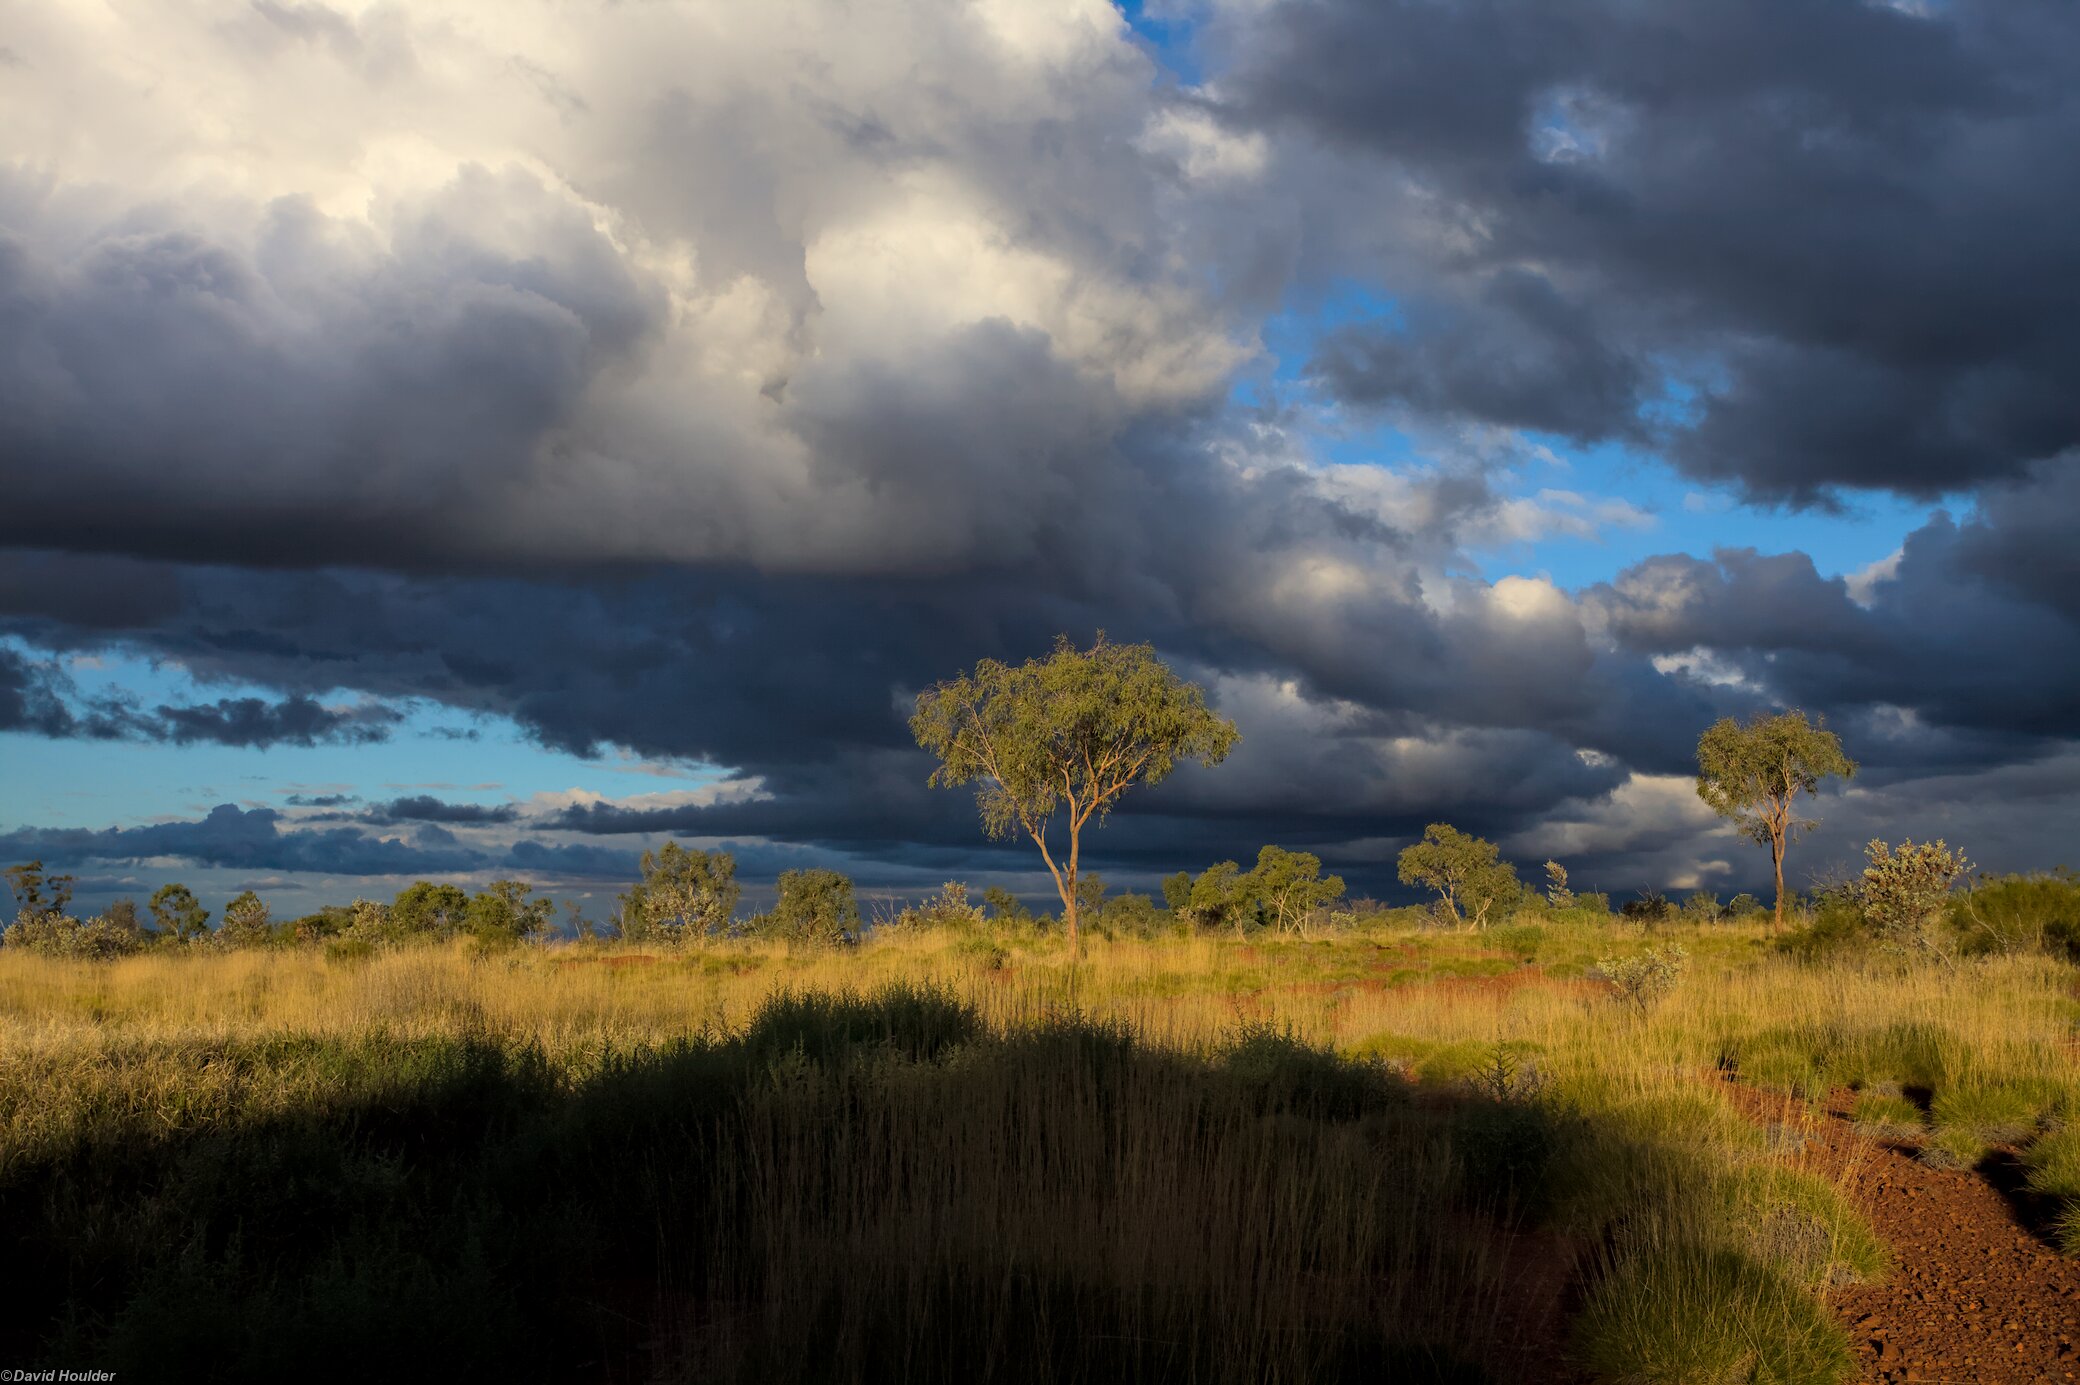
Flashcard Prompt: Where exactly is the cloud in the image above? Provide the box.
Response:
[358,794,520,826]
[3,0,2079,903]
[0,643,408,748]
[1226,0,2080,502]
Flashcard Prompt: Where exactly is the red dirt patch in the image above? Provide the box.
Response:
[1734,1083,2080,1384]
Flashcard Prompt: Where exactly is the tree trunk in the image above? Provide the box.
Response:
[1771,838,1786,935]
[1064,825,1081,955]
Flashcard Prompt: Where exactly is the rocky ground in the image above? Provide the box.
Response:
[1744,1084,2080,1385]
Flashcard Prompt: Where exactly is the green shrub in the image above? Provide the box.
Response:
[2057,1202,2080,1257]
[1219,1024,1401,1121]
[757,868,861,946]
[1950,870,2080,960]
[1857,839,1970,957]
[1,910,148,960]
[1774,901,1867,962]
[1593,944,1689,1012]
[1489,923,1546,961]
[1719,1167,1889,1288]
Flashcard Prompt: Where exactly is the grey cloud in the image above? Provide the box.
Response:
[361,794,520,826]
[1230,0,2080,501]
[0,803,486,876]
[155,695,403,748]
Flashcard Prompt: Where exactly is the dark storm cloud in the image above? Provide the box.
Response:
[0,645,133,738]
[1231,0,2080,501]
[1309,270,1645,443]
[155,694,403,748]
[361,794,520,826]
[1586,482,2080,748]
[0,804,487,876]
[0,170,659,571]
[0,644,409,748]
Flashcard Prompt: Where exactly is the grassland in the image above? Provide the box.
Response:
[2,918,2075,1382]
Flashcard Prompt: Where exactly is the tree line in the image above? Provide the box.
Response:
[0,638,2042,962]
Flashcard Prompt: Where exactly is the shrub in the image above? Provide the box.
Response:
[1593,944,1689,1012]
[1950,870,2080,960]
[1858,838,1970,957]
[1681,891,1723,924]
[1219,1024,1402,1121]
[1775,900,1869,963]
[1620,892,1674,924]
[2,909,148,960]
[2057,1202,2080,1258]
[1720,1166,1890,1288]
[1575,890,1612,916]
[739,983,981,1064]
[761,868,861,947]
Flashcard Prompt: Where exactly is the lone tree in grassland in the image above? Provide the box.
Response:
[1695,710,1856,932]
[1398,824,1519,930]
[911,635,1239,953]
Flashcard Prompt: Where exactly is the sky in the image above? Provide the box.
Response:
[3,0,2078,922]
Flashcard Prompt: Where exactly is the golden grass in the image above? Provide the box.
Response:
[2,918,2072,1381]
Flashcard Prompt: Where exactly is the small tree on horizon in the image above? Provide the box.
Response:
[1249,845,1345,937]
[148,883,211,944]
[910,635,1239,953]
[766,868,860,947]
[1695,709,1856,932]
[1397,824,1519,930]
[218,890,273,948]
[5,861,74,920]
[621,841,740,942]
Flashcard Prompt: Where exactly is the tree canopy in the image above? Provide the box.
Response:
[911,635,1238,950]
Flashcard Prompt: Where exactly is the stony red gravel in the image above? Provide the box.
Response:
[1737,1082,2080,1385]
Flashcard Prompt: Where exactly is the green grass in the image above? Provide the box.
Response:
[1930,1082,2045,1145]
[1849,1092,1925,1141]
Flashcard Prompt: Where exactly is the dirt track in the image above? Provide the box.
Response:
[1739,1084,2080,1384]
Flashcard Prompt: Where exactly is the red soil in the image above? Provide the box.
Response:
[1735,1083,2080,1384]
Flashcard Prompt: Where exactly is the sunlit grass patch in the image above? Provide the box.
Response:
[1849,1092,1925,1141]
[1572,1244,1855,1385]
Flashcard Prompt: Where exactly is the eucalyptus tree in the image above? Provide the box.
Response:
[1695,710,1856,932]
[1397,824,1519,930]
[1249,845,1346,937]
[911,635,1239,952]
